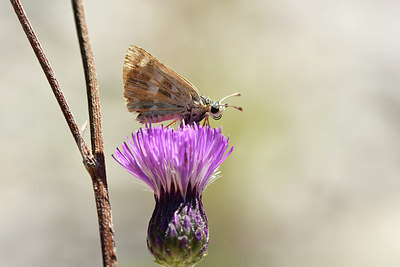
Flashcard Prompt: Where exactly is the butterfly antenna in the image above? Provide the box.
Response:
[219,92,243,111]
[219,92,241,103]
[220,104,243,111]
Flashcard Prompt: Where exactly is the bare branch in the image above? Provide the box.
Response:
[71,0,103,155]
[10,0,91,162]
[10,0,118,266]
[71,0,117,265]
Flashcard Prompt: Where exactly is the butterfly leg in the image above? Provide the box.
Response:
[202,117,210,127]
[166,120,177,128]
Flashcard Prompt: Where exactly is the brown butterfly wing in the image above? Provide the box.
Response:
[123,45,206,123]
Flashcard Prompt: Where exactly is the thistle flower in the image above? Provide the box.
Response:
[112,124,233,266]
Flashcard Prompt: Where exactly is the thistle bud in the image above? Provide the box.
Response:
[147,189,208,266]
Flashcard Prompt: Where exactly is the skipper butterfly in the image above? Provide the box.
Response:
[123,45,242,125]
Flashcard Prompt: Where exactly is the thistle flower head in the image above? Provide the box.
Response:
[113,124,233,266]
[113,124,233,200]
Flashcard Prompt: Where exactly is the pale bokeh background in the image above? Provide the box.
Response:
[2,0,400,266]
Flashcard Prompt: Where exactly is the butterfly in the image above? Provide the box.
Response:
[123,45,242,125]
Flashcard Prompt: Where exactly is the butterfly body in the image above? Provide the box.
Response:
[123,45,241,125]
[135,95,210,124]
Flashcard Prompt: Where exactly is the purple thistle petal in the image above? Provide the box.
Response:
[112,124,233,199]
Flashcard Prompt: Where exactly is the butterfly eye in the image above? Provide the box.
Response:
[210,106,220,114]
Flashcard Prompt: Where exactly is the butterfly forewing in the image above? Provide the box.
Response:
[123,45,206,123]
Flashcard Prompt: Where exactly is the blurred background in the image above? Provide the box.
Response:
[2,0,400,266]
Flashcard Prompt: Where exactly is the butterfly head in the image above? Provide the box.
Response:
[209,99,224,120]
[201,93,243,121]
